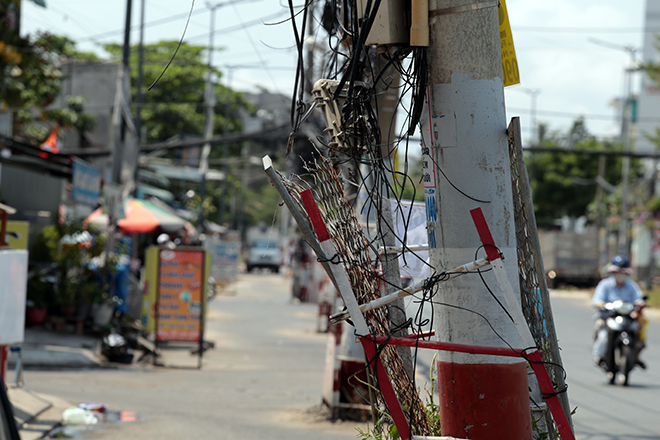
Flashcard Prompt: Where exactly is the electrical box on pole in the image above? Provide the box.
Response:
[357,0,410,46]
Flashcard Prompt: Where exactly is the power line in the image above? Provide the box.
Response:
[229,2,283,95]
[46,7,287,46]
[512,26,658,34]
[524,146,660,159]
[81,8,208,42]
[507,106,660,123]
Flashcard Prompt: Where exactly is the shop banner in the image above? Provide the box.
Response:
[156,248,205,342]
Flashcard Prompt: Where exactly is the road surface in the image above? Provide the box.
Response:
[20,274,660,439]
[551,290,660,440]
[21,272,368,440]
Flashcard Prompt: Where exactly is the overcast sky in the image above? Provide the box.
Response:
[20,0,653,146]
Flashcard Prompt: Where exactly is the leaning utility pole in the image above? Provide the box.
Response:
[426,1,532,438]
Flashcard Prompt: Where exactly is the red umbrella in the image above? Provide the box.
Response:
[117,199,160,233]
[87,198,188,234]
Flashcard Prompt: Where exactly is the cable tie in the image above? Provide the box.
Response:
[316,253,341,265]
[542,384,568,399]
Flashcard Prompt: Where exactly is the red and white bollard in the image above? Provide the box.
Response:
[0,346,7,383]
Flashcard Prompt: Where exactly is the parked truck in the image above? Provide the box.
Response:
[538,228,600,288]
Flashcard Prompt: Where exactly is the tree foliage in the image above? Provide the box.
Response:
[528,118,642,225]
[0,28,99,141]
[102,40,262,229]
[102,41,249,148]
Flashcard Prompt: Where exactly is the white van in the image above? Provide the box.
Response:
[246,238,283,273]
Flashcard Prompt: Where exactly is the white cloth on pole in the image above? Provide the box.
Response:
[390,199,431,279]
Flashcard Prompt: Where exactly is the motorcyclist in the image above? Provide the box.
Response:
[592,255,647,370]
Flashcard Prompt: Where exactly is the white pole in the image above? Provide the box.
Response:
[426,1,532,437]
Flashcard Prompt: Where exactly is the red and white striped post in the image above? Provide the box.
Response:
[0,346,7,382]
[424,1,532,438]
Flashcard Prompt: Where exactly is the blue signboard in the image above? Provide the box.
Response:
[72,159,101,207]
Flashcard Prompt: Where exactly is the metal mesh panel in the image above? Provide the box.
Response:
[507,117,573,434]
[275,158,431,436]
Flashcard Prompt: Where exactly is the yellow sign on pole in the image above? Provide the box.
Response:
[6,221,29,250]
[499,0,520,87]
[141,245,160,332]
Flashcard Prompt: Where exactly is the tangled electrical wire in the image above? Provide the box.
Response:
[278,0,570,437]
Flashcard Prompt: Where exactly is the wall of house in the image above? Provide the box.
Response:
[53,61,138,188]
[0,163,64,247]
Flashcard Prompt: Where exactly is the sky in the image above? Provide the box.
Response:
[19,0,653,147]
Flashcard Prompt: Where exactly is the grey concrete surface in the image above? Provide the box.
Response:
[7,329,102,371]
[550,290,660,439]
[7,272,369,440]
[6,388,71,440]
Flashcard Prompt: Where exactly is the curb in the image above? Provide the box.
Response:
[6,344,104,370]
[6,388,71,440]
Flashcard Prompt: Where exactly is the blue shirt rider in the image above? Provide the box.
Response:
[592,275,643,306]
[592,255,646,370]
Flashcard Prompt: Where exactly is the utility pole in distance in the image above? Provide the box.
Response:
[199,2,224,232]
[426,1,532,438]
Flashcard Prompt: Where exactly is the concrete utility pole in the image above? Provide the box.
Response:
[426,1,532,438]
[198,3,220,232]
[517,87,540,145]
[589,38,639,255]
[112,0,133,185]
[135,0,146,144]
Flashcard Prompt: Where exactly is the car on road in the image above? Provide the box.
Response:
[246,238,283,273]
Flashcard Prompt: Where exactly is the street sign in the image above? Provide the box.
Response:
[499,0,520,87]
[72,159,101,207]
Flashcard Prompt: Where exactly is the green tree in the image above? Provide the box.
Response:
[102,41,249,149]
[528,118,642,225]
[102,40,260,228]
[637,45,660,230]
[1,29,99,141]
[394,154,425,203]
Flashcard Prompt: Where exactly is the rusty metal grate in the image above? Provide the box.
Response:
[508,117,573,435]
[274,157,431,436]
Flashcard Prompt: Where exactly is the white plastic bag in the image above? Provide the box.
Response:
[62,407,99,425]
[592,328,608,363]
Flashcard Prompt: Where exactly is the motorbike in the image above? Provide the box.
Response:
[597,300,644,386]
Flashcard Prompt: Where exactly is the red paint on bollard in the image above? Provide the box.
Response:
[437,360,532,440]
[0,346,7,382]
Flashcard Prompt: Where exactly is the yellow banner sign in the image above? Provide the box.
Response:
[499,0,520,87]
[6,221,29,250]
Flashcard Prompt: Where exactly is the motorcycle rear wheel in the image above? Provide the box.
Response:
[614,343,636,386]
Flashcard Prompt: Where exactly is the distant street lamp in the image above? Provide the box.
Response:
[198,1,230,232]
[589,38,640,255]
[515,87,541,145]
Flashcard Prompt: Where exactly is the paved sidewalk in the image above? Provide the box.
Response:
[5,387,72,440]
[4,326,210,438]
[6,328,103,371]
[4,328,103,438]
